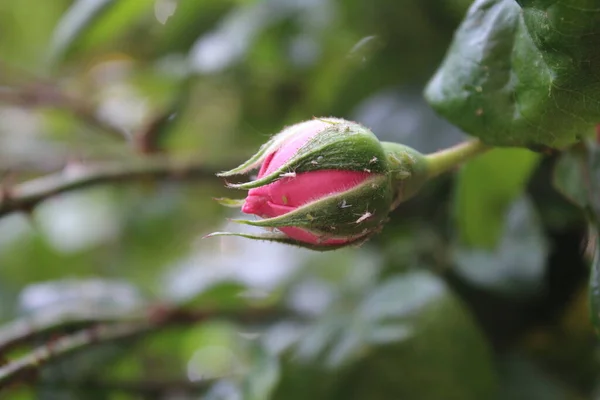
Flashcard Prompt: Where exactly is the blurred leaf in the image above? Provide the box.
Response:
[241,346,280,400]
[270,271,497,399]
[0,0,69,67]
[589,232,600,337]
[0,388,34,400]
[353,87,467,154]
[180,281,252,310]
[454,147,539,248]
[336,271,497,400]
[553,144,600,214]
[187,0,323,74]
[425,0,600,148]
[49,0,115,63]
[454,196,548,299]
[49,0,153,64]
[17,278,143,316]
[183,321,247,381]
[497,353,584,400]
[156,0,241,56]
[134,77,194,154]
[553,142,600,336]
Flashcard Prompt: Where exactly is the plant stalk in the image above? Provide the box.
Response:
[425,139,490,178]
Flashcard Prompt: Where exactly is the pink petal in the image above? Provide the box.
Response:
[245,170,372,210]
[259,119,328,178]
[241,170,373,245]
[242,201,352,245]
[242,119,372,246]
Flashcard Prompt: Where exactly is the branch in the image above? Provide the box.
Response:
[41,378,214,397]
[0,321,149,389]
[0,306,133,354]
[0,85,127,141]
[0,156,225,218]
[0,306,287,389]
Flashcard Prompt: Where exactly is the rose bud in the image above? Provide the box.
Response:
[207,118,487,250]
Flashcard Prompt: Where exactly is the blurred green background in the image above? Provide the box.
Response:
[0,0,597,399]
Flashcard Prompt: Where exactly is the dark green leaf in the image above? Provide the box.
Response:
[497,353,583,400]
[425,0,600,148]
[271,271,497,400]
[49,0,115,63]
[155,0,241,56]
[454,196,548,299]
[178,281,254,310]
[241,346,281,400]
[553,141,600,336]
[49,0,153,64]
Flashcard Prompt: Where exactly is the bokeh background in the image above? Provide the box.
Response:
[0,0,597,399]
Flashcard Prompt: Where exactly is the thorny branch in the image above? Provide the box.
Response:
[0,305,289,389]
[0,306,132,354]
[0,156,226,218]
[0,321,148,389]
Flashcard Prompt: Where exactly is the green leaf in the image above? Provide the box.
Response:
[155,0,241,56]
[182,322,244,381]
[271,271,497,400]
[177,281,251,309]
[454,196,548,299]
[553,144,600,212]
[49,0,153,64]
[454,148,540,248]
[49,0,115,63]
[497,353,584,400]
[135,77,194,153]
[553,142,600,335]
[425,0,600,148]
[241,346,281,400]
[336,272,497,400]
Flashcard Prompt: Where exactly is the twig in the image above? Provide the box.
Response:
[0,321,148,389]
[0,85,127,141]
[40,377,214,397]
[0,156,225,218]
[0,306,287,389]
[0,306,134,354]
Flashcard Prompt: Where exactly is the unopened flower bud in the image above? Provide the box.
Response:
[207,117,433,250]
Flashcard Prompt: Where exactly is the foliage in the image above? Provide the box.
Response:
[426,0,600,149]
[0,0,598,399]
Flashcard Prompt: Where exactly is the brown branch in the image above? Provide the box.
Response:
[0,321,149,389]
[0,85,127,141]
[0,156,225,218]
[41,377,215,397]
[0,306,288,389]
[0,306,134,354]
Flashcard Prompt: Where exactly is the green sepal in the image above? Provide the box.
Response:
[217,119,337,177]
[381,142,429,204]
[204,231,360,252]
[231,175,392,238]
[228,122,388,190]
[213,197,245,208]
[217,135,282,177]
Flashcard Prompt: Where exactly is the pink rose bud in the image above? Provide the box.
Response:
[208,118,429,251]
